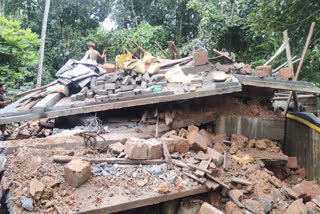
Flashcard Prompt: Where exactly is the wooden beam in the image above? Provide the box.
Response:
[14,80,57,98]
[283,30,299,112]
[155,41,170,59]
[234,75,320,94]
[284,22,315,115]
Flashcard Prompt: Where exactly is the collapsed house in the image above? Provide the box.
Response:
[0,38,320,214]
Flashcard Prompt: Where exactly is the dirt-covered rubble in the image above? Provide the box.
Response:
[1,124,318,214]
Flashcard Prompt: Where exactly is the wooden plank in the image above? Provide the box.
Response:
[195,159,211,177]
[234,75,320,94]
[52,156,166,165]
[283,30,299,112]
[284,22,316,115]
[33,93,63,108]
[183,171,205,184]
[14,80,57,98]
[162,140,174,169]
[76,185,208,214]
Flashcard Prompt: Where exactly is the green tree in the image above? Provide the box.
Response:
[0,16,40,88]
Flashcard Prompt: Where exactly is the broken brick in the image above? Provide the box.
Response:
[293,180,320,202]
[188,125,199,133]
[187,130,208,152]
[101,63,116,73]
[225,201,242,214]
[284,199,307,214]
[29,178,44,201]
[64,159,91,188]
[193,50,209,66]
[170,135,190,153]
[161,138,175,153]
[207,147,224,167]
[147,139,163,159]
[287,157,298,169]
[109,142,124,154]
[278,67,293,80]
[198,202,224,214]
[124,138,149,160]
[158,183,170,194]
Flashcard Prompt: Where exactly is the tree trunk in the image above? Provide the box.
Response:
[220,0,224,15]
[0,0,2,15]
[130,0,138,27]
[36,0,50,87]
[231,0,236,24]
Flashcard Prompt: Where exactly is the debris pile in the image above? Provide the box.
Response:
[72,70,168,103]
[6,118,55,140]
[1,123,319,213]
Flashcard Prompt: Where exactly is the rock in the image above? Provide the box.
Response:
[253,65,272,78]
[284,199,307,214]
[41,188,53,200]
[269,176,282,188]
[247,139,256,148]
[215,63,231,73]
[287,157,298,169]
[194,151,209,160]
[188,125,199,133]
[270,187,286,203]
[243,199,264,214]
[199,129,213,147]
[259,197,273,213]
[137,180,147,187]
[198,202,224,214]
[177,199,202,214]
[29,178,44,201]
[20,196,33,211]
[207,148,224,167]
[170,135,190,153]
[178,128,188,138]
[147,139,163,159]
[278,67,293,80]
[229,189,244,202]
[187,130,208,152]
[305,201,318,214]
[64,159,91,188]
[109,142,124,154]
[159,183,170,194]
[293,180,320,201]
[161,138,176,153]
[209,162,216,169]
[255,139,268,150]
[225,201,242,214]
[124,138,149,159]
[231,134,248,148]
[162,130,177,138]
[193,50,209,66]
[160,199,179,214]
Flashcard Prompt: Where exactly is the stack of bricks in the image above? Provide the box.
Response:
[72,70,167,102]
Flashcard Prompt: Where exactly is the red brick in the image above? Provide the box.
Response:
[198,202,224,214]
[253,65,272,78]
[188,125,199,133]
[293,180,320,201]
[193,50,209,66]
[64,159,91,188]
[170,135,190,153]
[298,168,306,179]
[287,156,298,169]
[215,63,231,73]
[101,63,117,73]
[278,67,293,80]
[161,138,175,153]
[225,201,242,214]
[187,130,208,152]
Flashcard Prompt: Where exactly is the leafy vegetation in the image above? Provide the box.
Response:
[0,16,40,87]
[0,0,319,88]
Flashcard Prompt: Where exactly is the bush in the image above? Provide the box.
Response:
[0,16,40,88]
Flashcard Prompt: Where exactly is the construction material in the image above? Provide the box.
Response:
[155,41,170,59]
[14,80,58,98]
[284,22,316,115]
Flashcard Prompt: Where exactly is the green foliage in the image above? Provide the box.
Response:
[84,22,168,61]
[0,16,40,88]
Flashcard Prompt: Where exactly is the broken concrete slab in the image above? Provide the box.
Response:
[64,159,91,188]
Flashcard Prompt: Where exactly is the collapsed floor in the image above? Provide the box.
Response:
[1,120,320,214]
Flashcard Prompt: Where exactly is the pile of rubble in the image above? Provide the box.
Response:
[1,123,319,213]
[71,70,168,103]
[5,118,54,140]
